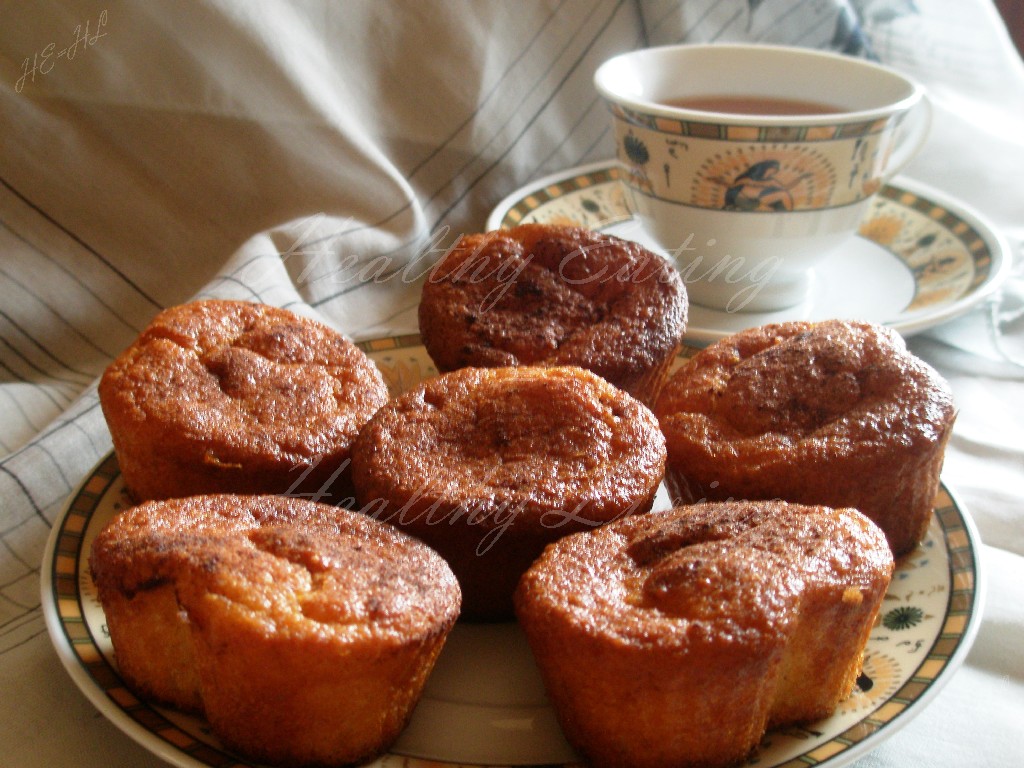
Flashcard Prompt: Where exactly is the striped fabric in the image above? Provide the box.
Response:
[1,2,1022,767]
[0,0,877,575]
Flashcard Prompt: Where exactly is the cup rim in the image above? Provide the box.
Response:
[593,42,927,126]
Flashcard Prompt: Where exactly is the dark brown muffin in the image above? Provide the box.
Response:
[418,223,688,407]
[515,500,894,768]
[99,300,388,503]
[90,493,460,767]
[351,364,666,620]
[655,319,956,555]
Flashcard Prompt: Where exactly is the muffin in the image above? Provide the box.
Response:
[655,319,956,555]
[351,364,666,620]
[99,299,388,503]
[418,223,688,406]
[515,500,894,768]
[89,494,461,767]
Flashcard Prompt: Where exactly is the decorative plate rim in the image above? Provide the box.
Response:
[486,160,1012,343]
[40,338,986,768]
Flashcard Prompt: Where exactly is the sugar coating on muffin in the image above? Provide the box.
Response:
[351,364,666,620]
[99,300,388,503]
[89,494,461,767]
[655,319,956,555]
[418,223,688,406]
[515,500,894,768]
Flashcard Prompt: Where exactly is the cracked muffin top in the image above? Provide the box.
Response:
[90,493,461,642]
[513,500,894,768]
[656,319,954,452]
[351,363,666,619]
[89,493,460,766]
[352,364,666,532]
[418,223,688,406]
[99,300,388,502]
[654,319,956,554]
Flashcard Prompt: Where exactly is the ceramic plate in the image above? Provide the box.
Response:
[42,337,984,768]
[486,161,1011,344]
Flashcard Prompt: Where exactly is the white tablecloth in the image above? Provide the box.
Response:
[1,1,1022,766]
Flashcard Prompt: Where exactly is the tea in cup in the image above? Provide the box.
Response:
[594,43,931,312]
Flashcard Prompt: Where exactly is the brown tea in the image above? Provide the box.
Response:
[661,95,843,115]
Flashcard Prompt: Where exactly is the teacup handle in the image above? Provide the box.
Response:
[886,94,933,177]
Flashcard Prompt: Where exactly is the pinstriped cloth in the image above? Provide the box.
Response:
[1,2,1022,767]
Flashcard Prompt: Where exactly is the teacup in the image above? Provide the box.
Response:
[594,43,930,312]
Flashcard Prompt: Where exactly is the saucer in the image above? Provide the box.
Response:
[486,161,1011,344]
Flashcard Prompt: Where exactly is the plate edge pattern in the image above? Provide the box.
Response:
[495,165,621,229]
[44,359,981,768]
[48,455,255,768]
[489,161,1001,323]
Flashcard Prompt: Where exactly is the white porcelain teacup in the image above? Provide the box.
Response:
[594,43,931,313]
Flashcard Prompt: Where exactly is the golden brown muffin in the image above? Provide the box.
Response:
[515,500,894,768]
[89,494,460,768]
[655,319,956,555]
[418,223,688,407]
[351,364,666,621]
[99,299,388,504]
